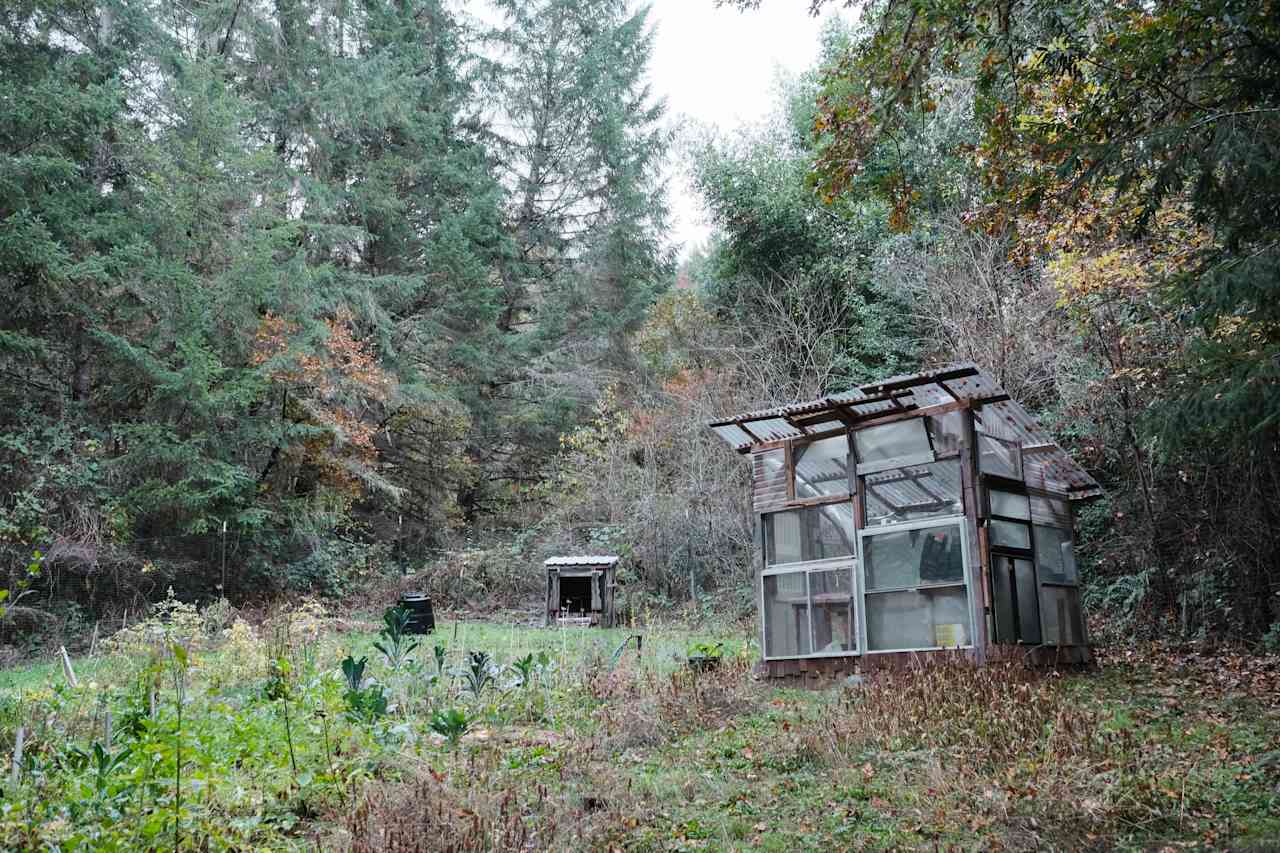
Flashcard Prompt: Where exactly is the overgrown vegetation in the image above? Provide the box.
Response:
[2,601,1274,850]
[4,0,1280,844]
[0,0,670,636]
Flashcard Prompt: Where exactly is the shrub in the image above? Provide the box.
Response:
[207,618,267,690]
[103,588,204,659]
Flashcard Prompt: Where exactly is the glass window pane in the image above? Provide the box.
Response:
[763,573,811,657]
[765,504,855,565]
[810,569,856,653]
[854,419,930,465]
[928,410,965,456]
[864,523,965,589]
[990,519,1031,550]
[765,511,802,565]
[1014,558,1042,644]
[1030,494,1071,527]
[979,434,1023,479]
[1034,526,1078,584]
[810,503,856,561]
[863,459,963,526]
[793,434,850,499]
[1041,585,1084,646]
[866,587,971,651]
[989,490,1030,520]
[992,555,1016,643]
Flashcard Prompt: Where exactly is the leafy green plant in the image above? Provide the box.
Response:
[0,549,41,622]
[373,605,420,672]
[687,641,723,659]
[686,641,724,672]
[340,654,387,723]
[168,642,189,852]
[66,741,134,806]
[509,653,536,688]
[429,707,470,748]
[342,654,368,693]
[460,650,497,698]
[432,642,448,677]
[269,657,300,777]
[1263,623,1280,654]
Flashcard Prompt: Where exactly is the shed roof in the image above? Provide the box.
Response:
[544,555,620,568]
[709,362,1102,499]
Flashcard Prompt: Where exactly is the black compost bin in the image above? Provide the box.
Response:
[398,592,435,635]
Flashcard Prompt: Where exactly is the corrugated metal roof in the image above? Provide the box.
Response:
[708,362,1102,500]
[544,555,619,567]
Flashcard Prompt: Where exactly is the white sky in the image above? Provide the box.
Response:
[645,0,844,256]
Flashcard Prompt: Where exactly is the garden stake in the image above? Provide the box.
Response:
[60,646,78,688]
[10,726,23,787]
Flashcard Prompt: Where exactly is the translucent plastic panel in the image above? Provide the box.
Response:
[763,573,811,657]
[749,417,801,441]
[864,523,965,590]
[979,434,1023,480]
[1034,526,1079,584]
[793,434,850,499]
[712,424,754,447]
[764,504,855,565]
[989,490,1030,520]
[862,459,963,526]
[809,569,856,653]
[758,448,785,478]
[1040,585,1084,646]
[803,420,845,434]
[866,586,971,651]
[990,519,1031,550]
[853,419,930,465]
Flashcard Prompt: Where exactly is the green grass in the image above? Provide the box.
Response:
[1,607,1277,851]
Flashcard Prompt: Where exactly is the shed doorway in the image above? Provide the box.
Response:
[558,574,594,615]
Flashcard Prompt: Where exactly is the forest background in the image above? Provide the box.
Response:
[2,0,1277,656]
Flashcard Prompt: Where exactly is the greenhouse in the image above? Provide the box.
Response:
[709,364,1100,676]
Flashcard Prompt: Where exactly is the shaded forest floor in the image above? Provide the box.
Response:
[1,607,1278,851]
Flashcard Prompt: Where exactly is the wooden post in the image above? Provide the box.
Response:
[958,405,989,663]
[60,646,79,688]
[10,726,23,787]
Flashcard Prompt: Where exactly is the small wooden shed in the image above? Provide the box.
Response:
[708,363,1102,677]
[543,555,619,627]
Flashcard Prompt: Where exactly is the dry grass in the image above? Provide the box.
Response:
[801,658,1278,849]
[341,655,767,853]
[347,770,541,853]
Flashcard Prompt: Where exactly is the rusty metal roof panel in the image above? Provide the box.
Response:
[545,555,619,566]
[708,362,1102,500]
